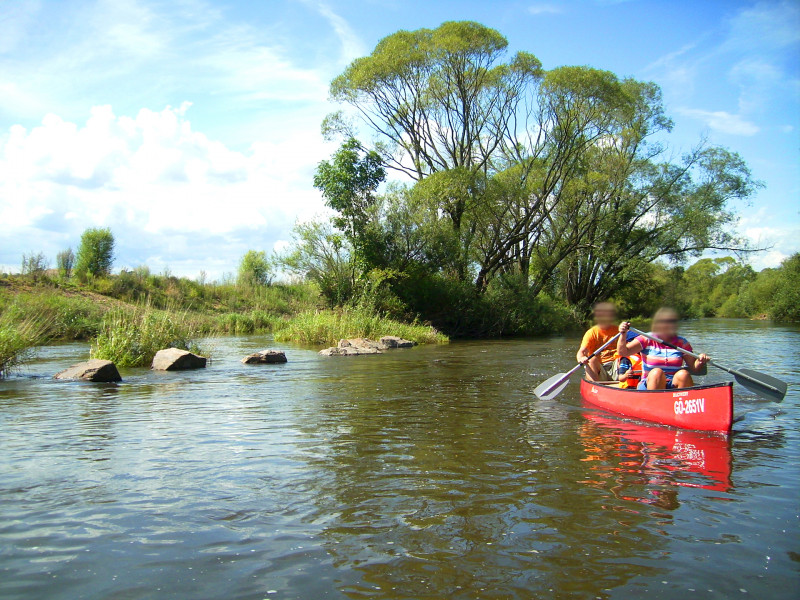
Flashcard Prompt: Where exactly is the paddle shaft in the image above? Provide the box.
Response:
[535,332,623,399]
[629,327,783,394]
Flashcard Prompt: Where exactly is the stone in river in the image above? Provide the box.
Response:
[339,338,385,351]
[242,349,288,364]
[380,335,416,349]
[319,345,381,356]
[152,348,207,371]
[54,359,122,382]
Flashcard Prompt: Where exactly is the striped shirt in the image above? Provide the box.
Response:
[636,334,693,383]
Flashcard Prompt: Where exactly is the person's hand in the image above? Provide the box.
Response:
[697,353,710,365]
[619,321,630,334]
[578,356,589,365]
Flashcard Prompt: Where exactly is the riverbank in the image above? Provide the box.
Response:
[0,274,448,375]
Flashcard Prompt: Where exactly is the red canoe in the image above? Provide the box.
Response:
[580,378,734,432]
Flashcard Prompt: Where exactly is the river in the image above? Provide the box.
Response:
[0,319,798,599]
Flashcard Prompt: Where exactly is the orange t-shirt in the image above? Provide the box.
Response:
[580,325,618,364]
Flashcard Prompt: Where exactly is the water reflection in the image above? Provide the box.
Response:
[578,407,733,508]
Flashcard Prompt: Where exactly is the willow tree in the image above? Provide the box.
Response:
[320,20,759,309]
[540,143,761,310]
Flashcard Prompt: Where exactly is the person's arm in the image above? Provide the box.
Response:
[682,342,710,374]
[577,329,594,365]
[618,358,631,381]
[576,346,591,365]
[617,322,643,357]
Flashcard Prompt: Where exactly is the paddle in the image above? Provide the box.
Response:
[629,327,787,403]
[534,332,621,401]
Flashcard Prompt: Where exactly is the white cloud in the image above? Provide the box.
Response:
[724,0,800,53]
[528,4,563,15]
[0,0,369,277]
[311,1,367,63]
[0,105,333,277]
[740,220,800,270]
[676,108,760,136]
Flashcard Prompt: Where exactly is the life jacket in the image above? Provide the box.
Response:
[614,353,642,389]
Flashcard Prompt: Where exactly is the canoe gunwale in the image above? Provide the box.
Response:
[581,380,733,393]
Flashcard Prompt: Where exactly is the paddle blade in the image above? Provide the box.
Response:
[534,372,571,400]
[734,368,788,402]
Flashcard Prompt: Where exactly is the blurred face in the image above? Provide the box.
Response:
[653,313,679,338]
[593,303,617,326]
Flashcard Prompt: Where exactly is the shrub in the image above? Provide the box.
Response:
[273,306,448,346]
[91,303,208,367]
[238,250,273,287]
[75,228,115,279]
[56,249,75,279]
[21,252,49,280]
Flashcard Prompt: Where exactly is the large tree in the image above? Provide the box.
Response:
[316,20,759,312]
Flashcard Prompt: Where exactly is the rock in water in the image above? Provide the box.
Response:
[319,346,381,356]
[242,349,288,364]
[152,348,207,371]
[380,336,416,349]
[338,338,385,351]
[54,359,122,382]
[319,337,417,356]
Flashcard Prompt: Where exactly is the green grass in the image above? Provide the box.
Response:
[0,290,106,340]
[273,307,448,346]
[91,303,210,368]
[0,313,51,378]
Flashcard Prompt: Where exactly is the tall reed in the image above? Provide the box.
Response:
[91,302,209,368]
[0,313,51,378]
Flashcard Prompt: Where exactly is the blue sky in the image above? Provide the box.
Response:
[0,0,798,277]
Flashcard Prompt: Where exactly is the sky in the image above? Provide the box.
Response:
[0,0,798,278]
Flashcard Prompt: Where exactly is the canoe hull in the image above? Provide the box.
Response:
[580,379,734,432]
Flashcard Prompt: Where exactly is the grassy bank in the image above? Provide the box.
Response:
[273,307,448,346]
[0,274,450,372]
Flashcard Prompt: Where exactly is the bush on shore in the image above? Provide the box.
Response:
[273,307,448,346]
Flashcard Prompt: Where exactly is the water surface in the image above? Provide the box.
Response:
[1,319,798,599]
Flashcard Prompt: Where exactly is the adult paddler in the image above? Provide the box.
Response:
[576,301,619,382]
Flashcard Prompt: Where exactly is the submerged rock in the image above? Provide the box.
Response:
[152,348,207,371]
[242,349,288,364]
[319,337,416,356]
[380,335,416,349]
[319,345,381,356]
[54,359,122,382]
